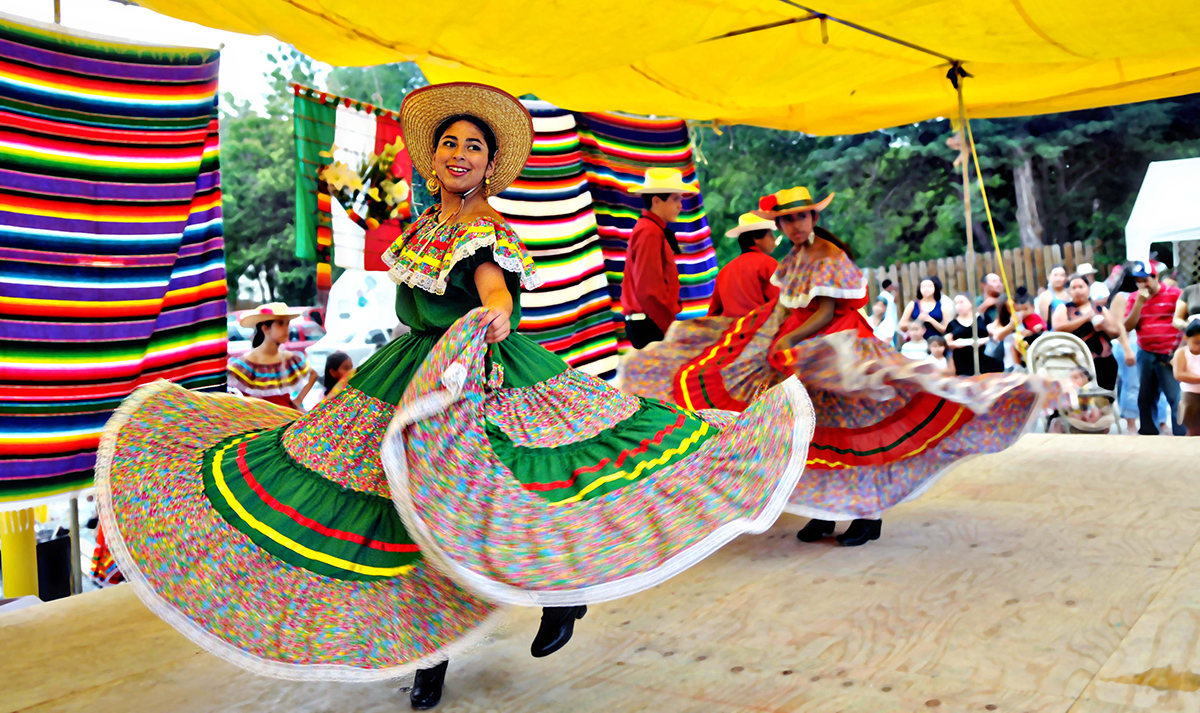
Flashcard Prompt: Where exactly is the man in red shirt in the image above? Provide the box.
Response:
[623,168,696,349]
[1123,260,1185,435]
[709,213,779,317]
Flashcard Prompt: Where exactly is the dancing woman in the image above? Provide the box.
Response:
[97,84,812,710]
[622,185,1056,547]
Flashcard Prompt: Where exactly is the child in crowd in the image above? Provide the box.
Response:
[900,320,929,360]
[1173,319,1200,436]
[1012,287,1046,366]
[868,298,887,331]
[927,335,950,373]
[1049,366,1106,432]
[322,351,354,402]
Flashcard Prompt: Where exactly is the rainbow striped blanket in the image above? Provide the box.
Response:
[576,113,718,327]
[0,16,227,509]
[492,102,623,380]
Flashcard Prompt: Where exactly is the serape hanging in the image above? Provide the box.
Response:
[0,16,226,509]
[491,101,622,380]
[576,113,718,328]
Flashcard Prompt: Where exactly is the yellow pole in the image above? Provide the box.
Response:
[1,508,39,598]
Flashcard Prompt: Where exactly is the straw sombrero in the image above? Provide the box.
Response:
[238,302,303,328]
[631,167,699,195]
[752,186,834,219]
[725,212,776,238]
[400,82,533,197]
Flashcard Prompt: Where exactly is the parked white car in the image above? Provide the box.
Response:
[305,323,410,390]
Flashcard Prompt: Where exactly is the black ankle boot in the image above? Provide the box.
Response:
[410,659,448,710]
[796,518,835,542]
[836,519,881,547]
[530,605,586,658]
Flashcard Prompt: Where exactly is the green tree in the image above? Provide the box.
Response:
[218,48,320,307]
[696,93,1200,271]
[326,62,428,111]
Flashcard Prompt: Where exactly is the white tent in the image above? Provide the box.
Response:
[1125,157,1200,263]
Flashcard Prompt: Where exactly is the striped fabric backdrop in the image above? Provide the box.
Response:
[0,16,227,509]
[492,101,622,380]
[575,113,718,326]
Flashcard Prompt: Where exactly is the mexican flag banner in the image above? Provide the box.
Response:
[293,85,413,295]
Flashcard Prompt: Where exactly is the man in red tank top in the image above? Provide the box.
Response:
[1123,260,1185,435]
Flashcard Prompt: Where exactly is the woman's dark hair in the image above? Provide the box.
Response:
[1186,318,1200,338]
[434,114,498,162]
[324,351,352,391]
[738,228,772,252]
[811,225,855,261]
[997,296,1014,326]
[251,321,267,348]
[920,276,943,303]
[1113,262,1140,296]
[1068,273,1089,290]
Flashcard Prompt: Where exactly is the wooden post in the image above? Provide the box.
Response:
[956,77,981,375]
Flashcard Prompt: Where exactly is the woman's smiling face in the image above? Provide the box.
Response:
[434,119,493,194]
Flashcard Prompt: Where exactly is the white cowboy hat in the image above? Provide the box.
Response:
[400,82,534,197]
[725,212,777,238]
[238,302,303,329]
[631,167,699,195]
[1075,262,1097,276]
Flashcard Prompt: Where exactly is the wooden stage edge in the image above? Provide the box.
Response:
[4,434,1200,713]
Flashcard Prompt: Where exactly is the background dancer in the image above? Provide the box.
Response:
[708,213,780,318]
[622,185,1056,548]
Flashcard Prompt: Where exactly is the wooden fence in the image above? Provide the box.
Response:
[864,241,1101,308]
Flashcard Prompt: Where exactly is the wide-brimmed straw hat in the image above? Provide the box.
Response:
[725,212,777,238]
[238,302,303,328]
[400,82,533,197]
[631,167,699,195]
[752,186,834,219]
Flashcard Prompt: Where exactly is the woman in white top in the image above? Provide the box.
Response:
[1173,318,1200,436]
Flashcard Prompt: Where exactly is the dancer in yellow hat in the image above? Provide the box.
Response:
[623,185,1061,547]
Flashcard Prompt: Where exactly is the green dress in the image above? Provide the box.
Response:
[96,206,814,681]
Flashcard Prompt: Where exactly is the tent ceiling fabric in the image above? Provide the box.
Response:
[139,0,1200,134]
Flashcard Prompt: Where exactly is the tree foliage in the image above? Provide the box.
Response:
[697,94,1200,269]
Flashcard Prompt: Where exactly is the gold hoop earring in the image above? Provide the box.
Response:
[483,175,490,191]
[426,175,440,194]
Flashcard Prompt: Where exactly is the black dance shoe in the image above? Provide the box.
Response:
[530,605,587,658]
[796,518,835,542]
[835,519,881,547]
[410,659,448,710]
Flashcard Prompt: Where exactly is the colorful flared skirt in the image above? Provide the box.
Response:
[98,308,813,679]
[621,302,1057,520]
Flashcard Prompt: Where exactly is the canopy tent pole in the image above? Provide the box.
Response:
[953,66,982,376]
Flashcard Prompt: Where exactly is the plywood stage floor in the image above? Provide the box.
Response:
[4,434,1200,713]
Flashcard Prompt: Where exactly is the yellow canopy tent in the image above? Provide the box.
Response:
[137,0,1200,135]
[137,0,1199,373]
